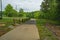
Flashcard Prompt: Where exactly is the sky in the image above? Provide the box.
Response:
[2,0,43,12]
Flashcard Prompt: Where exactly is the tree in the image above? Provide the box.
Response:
[12,9,18,17]
[18,8,24,17]
[40,0,50,19]
[4,4,18,17]
[56,0,60,21]
[40,0,57,20]
[4,4,13,17]
[48,0,57,20]
[34,11,40,19]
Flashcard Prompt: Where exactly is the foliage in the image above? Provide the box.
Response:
[4,4,18,17]
[36,19,58,40]
[34,11,40,19]
[56,0,60,21]
[18,8,24,17]
[4,4,13,17]
[40,0,59,21]
[26,12,34,18]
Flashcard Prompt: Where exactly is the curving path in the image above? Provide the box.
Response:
[0,19,40,40]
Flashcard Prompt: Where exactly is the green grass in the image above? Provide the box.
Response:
[0,17,30,36]
[36,19,58,40]
[0,17,14,27]
[0,17,29,23]
[0,17,14,36]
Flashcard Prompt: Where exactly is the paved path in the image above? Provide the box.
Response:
[0,19,40,40]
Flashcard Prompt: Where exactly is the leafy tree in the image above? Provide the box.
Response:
[4,4,13,17]
[48,0,57,20]
[4,4,18,17]
[40,0,57,20]
[56,0,60,21]
[40,0,50,19]
[34,11,40,19]
[12,9,18,17]
[18,8,24,17]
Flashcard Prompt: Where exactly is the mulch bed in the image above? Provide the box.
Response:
[0,30,7,36]
[45,23,60,40]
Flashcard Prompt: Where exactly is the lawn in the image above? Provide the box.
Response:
[36,19,58,40]
[0,17,30,36]
[0,17,29,25]
[0,17,14,36]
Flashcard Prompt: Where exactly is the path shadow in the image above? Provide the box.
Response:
[25,19,36,24]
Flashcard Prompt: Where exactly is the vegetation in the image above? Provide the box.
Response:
[0,0,60,39]
[36,19,58,40]
[4,4,16,17]
[35,0,60,25]
[56,0,60,21]
[18,8,24,17]
[34,0,60,40]
[0,3,31,36]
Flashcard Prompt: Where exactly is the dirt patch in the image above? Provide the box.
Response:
[0,26,11,37]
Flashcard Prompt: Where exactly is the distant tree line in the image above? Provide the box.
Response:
[2,4,36,19]
[2,4,26,17]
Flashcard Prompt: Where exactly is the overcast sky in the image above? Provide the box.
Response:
[2,0,43,12]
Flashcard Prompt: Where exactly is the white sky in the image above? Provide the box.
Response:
[2,0,43,12]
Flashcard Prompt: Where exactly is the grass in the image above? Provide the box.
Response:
[0,17,14,29]
[0,17,30,36]
[36,19,58,40]
[0,17,16,36]
[0,17,29,24]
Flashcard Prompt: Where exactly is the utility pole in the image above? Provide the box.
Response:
[0,0,2,19]
[16,5,17,10]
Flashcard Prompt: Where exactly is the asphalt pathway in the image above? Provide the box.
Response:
[0,19,40,40]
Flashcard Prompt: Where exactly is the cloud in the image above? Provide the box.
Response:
[2,0,43,12]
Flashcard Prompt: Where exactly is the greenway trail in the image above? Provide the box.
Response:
[0,19,40,40]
